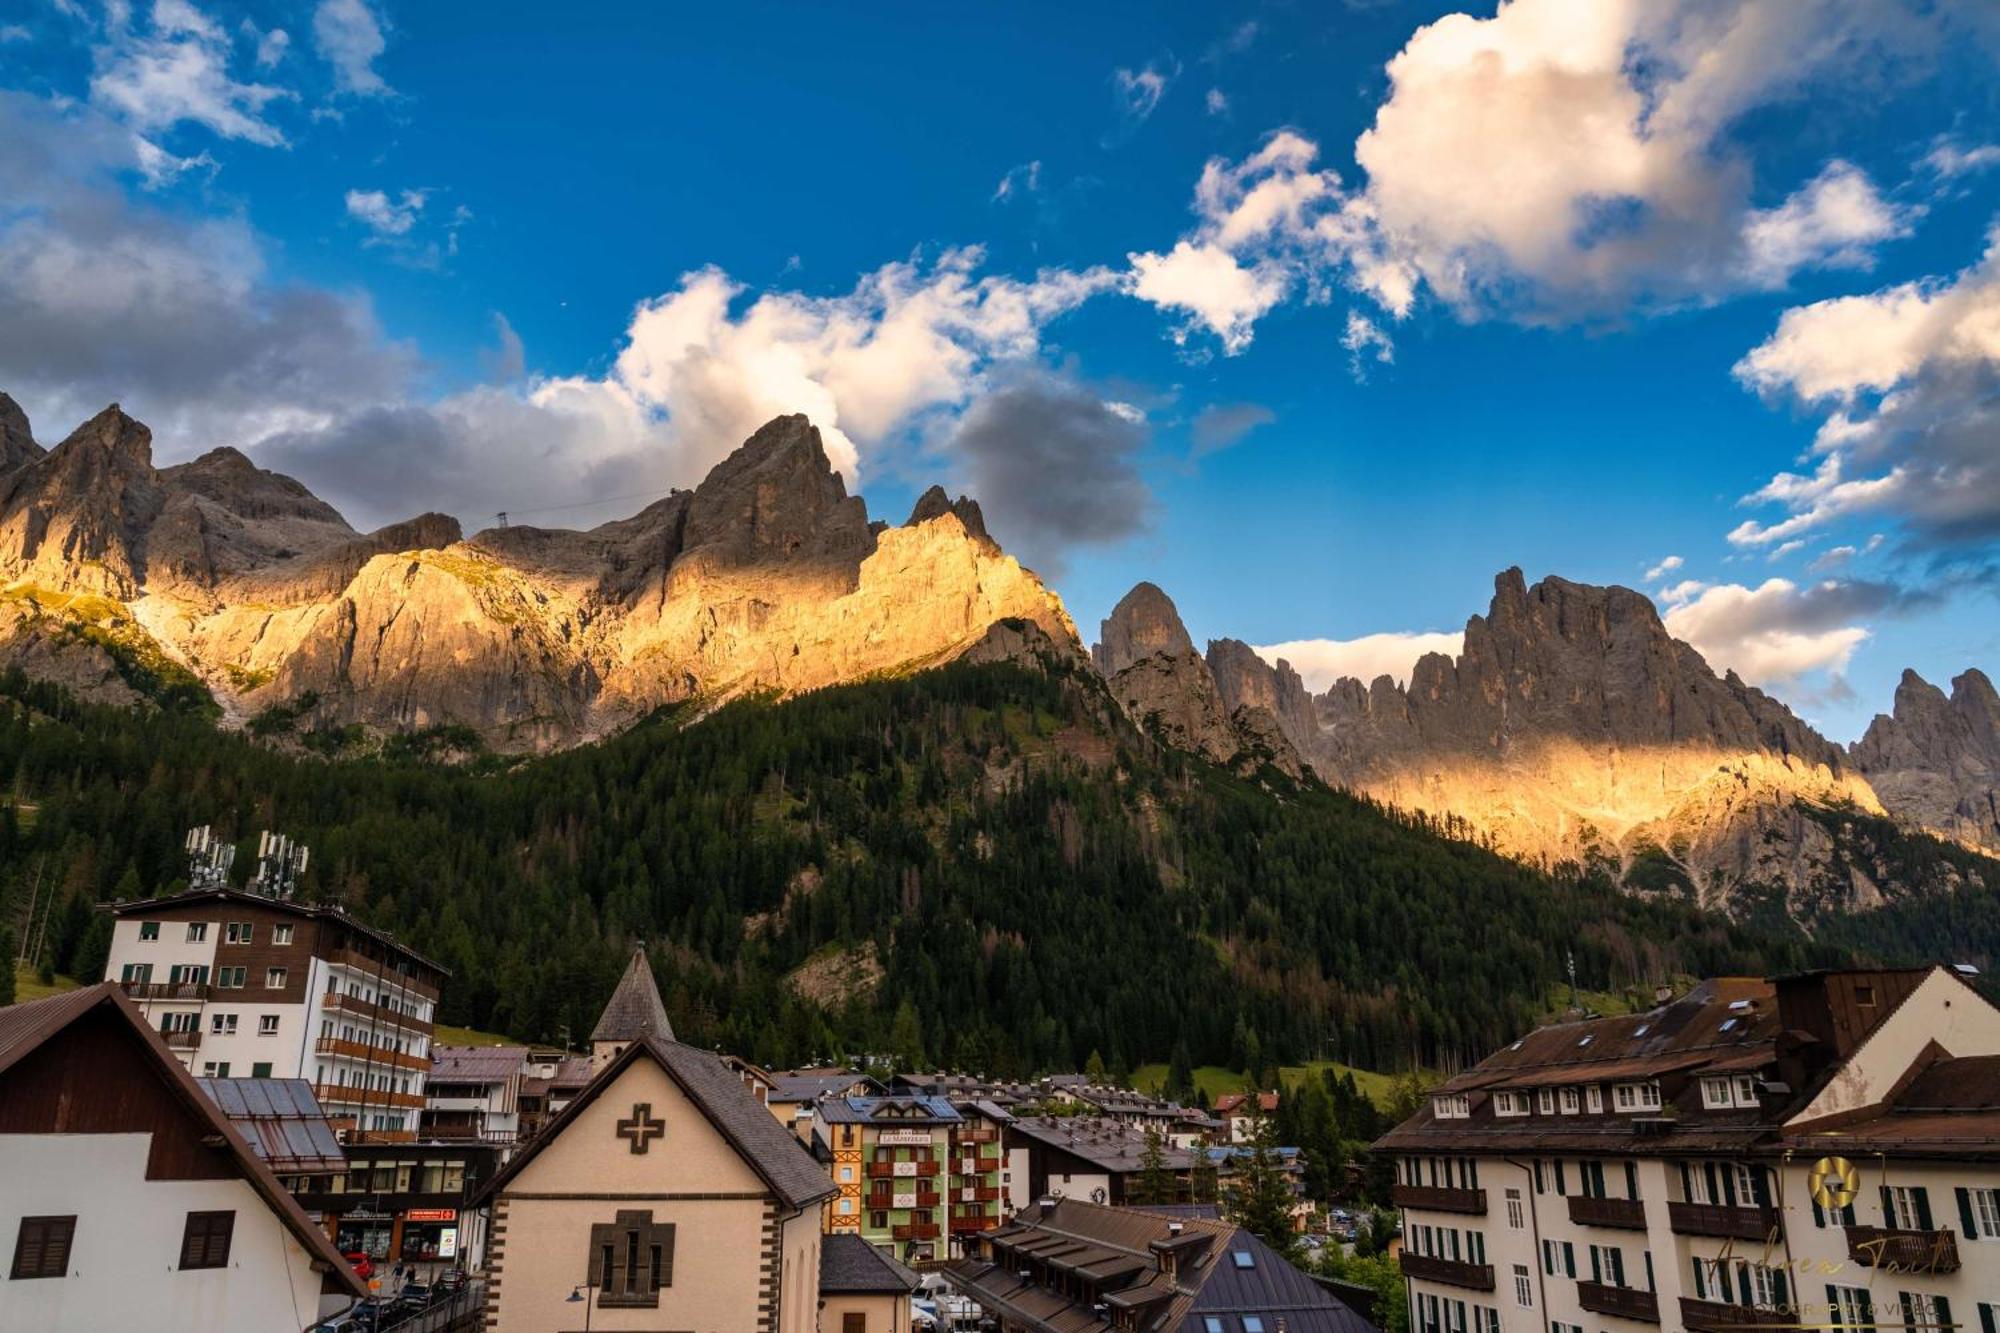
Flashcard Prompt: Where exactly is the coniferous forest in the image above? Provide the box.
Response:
[0,652,1985,1079]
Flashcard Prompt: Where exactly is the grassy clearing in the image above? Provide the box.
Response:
[433,1022,522,1048]
[11,962,83,1003]
[1130,1059,1403,1110]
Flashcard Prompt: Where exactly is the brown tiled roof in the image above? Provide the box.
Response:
[590,945,674,1043]
[107,886,448,976]
[429,1045,529,1082]
[0,985,366,1298]
[1782,1054,2000,1159]
[479,1034,834,1210]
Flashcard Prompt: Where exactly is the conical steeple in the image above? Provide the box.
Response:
[590,943,674,1071]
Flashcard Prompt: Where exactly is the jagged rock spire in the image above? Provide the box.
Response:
[591,942,674,1044]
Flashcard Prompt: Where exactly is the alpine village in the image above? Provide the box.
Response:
[7,4,2000,1332]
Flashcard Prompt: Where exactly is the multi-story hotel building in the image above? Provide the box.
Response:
[1377,964,2000,1333]
[812,1095,1009,1263]
[103,886,447,1140]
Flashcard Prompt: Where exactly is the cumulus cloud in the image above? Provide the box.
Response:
[1731,225,2000,549]
[1189,402,1274,458]
[313,0,388,97]
[1128,240,1285,354]
[344,187,426,236]
[1660,576,1934,685]
[1253,631,1465,692]
[1644,555,1684,582]
[945,368,1151,574]
[89,0,294,147]
[1738,160,1918,289]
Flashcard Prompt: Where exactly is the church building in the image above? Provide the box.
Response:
[477,946,836,1332]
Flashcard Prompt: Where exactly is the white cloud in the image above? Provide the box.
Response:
[1341,310,1393,380]
[1127,241,1285,355]
[991,160,1040,203]
[1205,88,1229,116]
[344,187,426,237]
[1732,226,2000,548]
[1111,63,1172,125]
[1738,160,1918,288]
[1657,578,1709,605]
[90,0,293,146]
[312,0,388,97]
[244,21,289,69]
[1644,555,1684,582]
[1661,578,1880,684]
[1254,631,1465,692]
[1924,137,2000,179]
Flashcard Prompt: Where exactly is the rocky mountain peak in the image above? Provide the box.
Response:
[0,393,39,472]
[1092,581,1195,676]
[906,484,992,545]
[55,403,153,465]
[1852,665,2000,849]
[676,414,872,576]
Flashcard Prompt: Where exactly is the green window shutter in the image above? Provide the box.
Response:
[1721,1165,1738,1207]
[1535,1161,1545,1194]
[1813,1196,1827,1228]
[1692,1261,1707,1301]
[1590,1247,1601,1283]
[1882,1186,1895,1224]
[1555,1161,1567,1196]
[1737,1264,1753,1306]
[1978,1302,1996,1333]
[1827,1285,1843,1327]
[1959,1187,1978,1240]
[1751,1167,1770,1206]
[1915,1188,1934,1231]
[1936,1297,1952,1333]
[1772,1268,1788,1307]
[1899,1292,1914,1333]
[1564,1242,1576,1278]
[1680,1163,1692,1200]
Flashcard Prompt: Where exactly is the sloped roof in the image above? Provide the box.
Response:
[479,1034,835,1210]
[590,945,674,1043]
[1783,1054,2000,1159]
[197,1077,345,1173]
[820,1233,921,1293]
[108,886,447,976]
[0,985,365,1298]
[815,1094,962,1125]
[430,1045,530,1082]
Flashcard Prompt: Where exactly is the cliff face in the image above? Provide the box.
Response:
[1096,569,1990,918]
[0,403,1079,747]
[1852,669,2000,850]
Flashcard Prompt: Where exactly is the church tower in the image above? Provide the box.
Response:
[589,943,675,1073]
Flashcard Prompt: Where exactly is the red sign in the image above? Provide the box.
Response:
[404,1209,457,1223]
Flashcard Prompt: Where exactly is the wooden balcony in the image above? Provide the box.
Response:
[955,1126,1000,1144]
[966,1156,1002,1174]
[320,989,433,1036]
[1679,1298,1774,1330]
[315,1036,432,1072]
[1568,1195,1648,1230]
[1398,1253,1495,1291]
[325,947,439,1001]
[951,1214,999,1234]
[313,1082,427,1110]
[124,980,210,1001]
[1578,1281,1659,1324]
[162,1028,202,1050]
[1845,1225,1960,1274]
[1392,1183,1488,1215]
[1668,1201,1781,1242]
[865,1159,938,1178]
[867,1191,941,1209]
[892,1223,941,1241]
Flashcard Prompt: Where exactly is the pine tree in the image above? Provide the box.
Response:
[1230,1110,1300,1262]
[1166,1040,1195,1103]
[1135,1127,1175,1206]
[1084,1048,1107,1083]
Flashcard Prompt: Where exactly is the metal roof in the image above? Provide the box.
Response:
[197,1077,346,1173]
[429,1045,530,1083]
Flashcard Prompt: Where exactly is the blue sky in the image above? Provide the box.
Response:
[3,0,1998,740]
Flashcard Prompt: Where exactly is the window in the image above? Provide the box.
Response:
[1243,1320,1266,1333]
[1701,1077,1733,1109]
[1536,1089,1554,1114]
[225,922,253,944]
[1432,1094,1469,1119]
[843,1315,867,1333]
[1829,1287,1872,1327]
[1505,1188,1524,1230]
[587,1210,674,1308]
[185,923,208,942]
[210,1013,238,1036]
[1493,1091,1529,1117]
[258,1015,280,1036]
[168,964,208,986]
[10,1216,75,1280]
[216,967,246,988]
[273,924,294,945]
[1585,1086,1603,1114]
[251,1062,272,1078]
[1231,1250,1255,1269]
[1204,1321,1225,1333]
[178,1211,234,1269]
[1613,1081,1662,1112]
[265,967,287,989]
[1902,1292,1946,1333]
[1558,1087,1581,1114]
[138,921,160,941]
[1733,1075,1758,1105]
[1967,1187,2000,1239]
[1590,1244,1626,1287]
[1512,1263,1532,1308]
[120,963,153,985]
[1886,1185,1930,1231]
[1854,983,1876,1007]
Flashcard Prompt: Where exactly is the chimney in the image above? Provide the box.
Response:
[1168,1220,1184,1235]
[1653,984,1673,1004]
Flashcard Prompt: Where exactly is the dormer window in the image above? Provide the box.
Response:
[1494,1091,1530,1117]
[1613,1081,1662,1112]
[1701,1076,1733,1109]
[1585,1086,1603,1114]
[1558,1088,1581,1115]
[1432,1094,1470,1120]
[1536,1089,1554,1114]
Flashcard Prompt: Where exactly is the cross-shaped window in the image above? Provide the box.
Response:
[616,1103,666,1155]
[587,1211,675,1308]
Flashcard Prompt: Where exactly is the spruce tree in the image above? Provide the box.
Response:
[1136,1127,1175,1206]
[1230,1110,1300,1262]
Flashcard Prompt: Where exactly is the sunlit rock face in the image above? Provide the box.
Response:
[1095,568,1989,918]
[0,403,1079,749]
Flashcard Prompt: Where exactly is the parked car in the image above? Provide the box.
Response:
[343,1251,375,1281]
[395,1282,434,1312]
[433,1270,469,1295]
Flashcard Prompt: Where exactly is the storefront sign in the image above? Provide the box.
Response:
[437,1228,458,1260]
[877,1129,931,1146]
[406,1208,457,1223]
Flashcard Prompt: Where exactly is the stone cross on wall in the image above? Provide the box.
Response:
[617,1102,666,1154]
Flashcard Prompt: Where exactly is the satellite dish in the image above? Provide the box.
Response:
[1091,1187,1108,1204]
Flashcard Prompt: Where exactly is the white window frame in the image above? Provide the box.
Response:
[1494,1091,1529,1117]
[1536,1088,1554,1114]
[186,922,208,942]
[1505,1187,1524,1230]
[209,1013,238,1035]
[1701,1076,1733,1109]
[138,921,160,941]
[1558,1087,1581,1115]
[1512,1264,1533,1309]
[1886,1185,1925,1231]
[1971,1187,2000,1239]
[273,924,294,945]
[265,967,287,989]
[1433,1094,1469,1120]
[257,1014,280,1036]
[1585,1085,1603,1114]
[1733,1074,1758,1105]
[1830,1287,1871,1326]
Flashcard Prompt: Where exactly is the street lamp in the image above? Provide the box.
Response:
[567,1282,595,1332]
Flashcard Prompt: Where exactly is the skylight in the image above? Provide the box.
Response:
[1232,1250,1256,1269]
[1578,1035,1593,1047]
[1633,1024,1649,1036]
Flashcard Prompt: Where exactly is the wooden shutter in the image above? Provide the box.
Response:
[11,1216,76,1280]
[1958,1188,1978,1240]
[656,1222,675,1289]
[1936,1297,1952,1333]
[1881,1186,1895,1225]
[1827,1285,1842,1327]
[1691,1259,1707,1301]
[1978,1302,1996,1333]
[1914,1188,1934,1231]
[178,1211,234,1270]
[843,1315,867,1333]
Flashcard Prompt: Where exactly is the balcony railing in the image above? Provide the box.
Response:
[865,1159,939,1178]
[1568,1195,1648,1230]
[320,990,434,1036]
[1679,1298,1776,1331]
[892,1223,941,1241]
[313,1083,426,1110]
[314,1036,432,1072]
[325,947,439,1001]
[1668,1201,1782,1242]
[124,980,210,1001]
[867,1191,941,1209]
[1398,1253,1495,1291]
[162,1028,202,1050]
[963,1156,1002,1174]
[417,1121,517,1144]
[1578,1281,1659,1324]
[1392,1184,1488,1215]
[951,1214,999,1234]
[955,1127,1000,1145]
[1845,1225,1960,1274]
